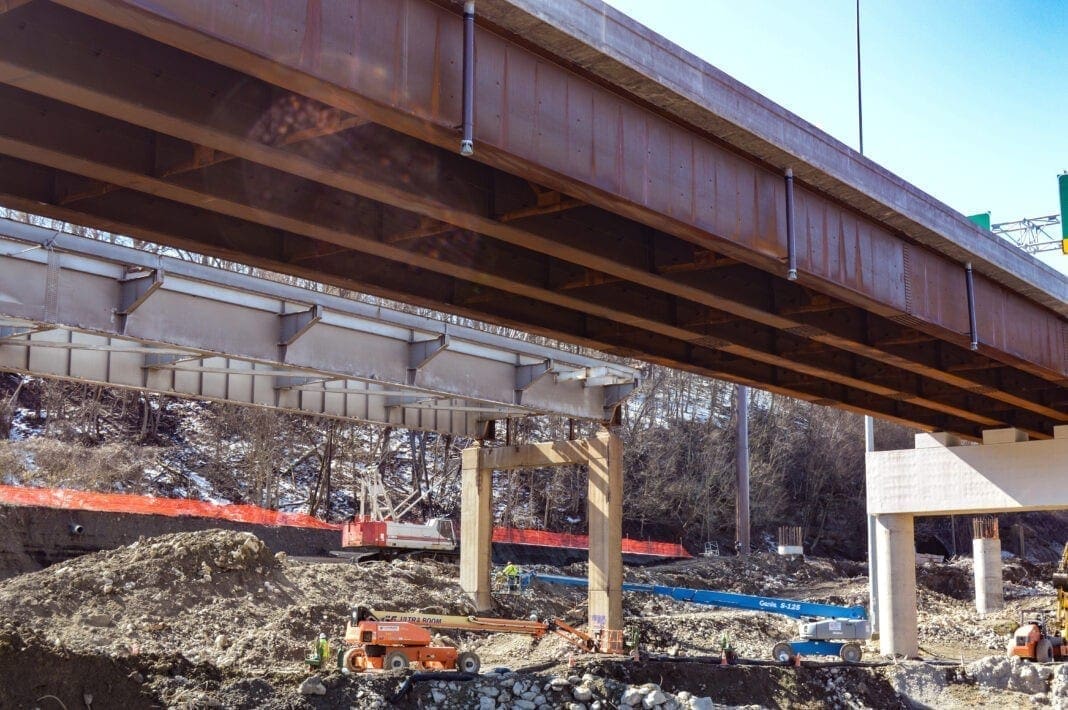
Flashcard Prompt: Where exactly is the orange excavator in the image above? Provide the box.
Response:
[337,606,620,673]
[1008,543,1068,662]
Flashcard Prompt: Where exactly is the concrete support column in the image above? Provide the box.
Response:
[460,444,493,612]
[587,429,623,632]
[973,537,1004,613]
[875,512,918,658]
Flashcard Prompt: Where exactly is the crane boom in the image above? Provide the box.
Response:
[366,609,550,636]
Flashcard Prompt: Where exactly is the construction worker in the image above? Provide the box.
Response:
[719,633,736,665]
[503,561,521,592]
[306,633,331,668]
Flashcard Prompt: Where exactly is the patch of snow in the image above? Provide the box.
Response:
[185,471,231,505]
[8,409,37,441]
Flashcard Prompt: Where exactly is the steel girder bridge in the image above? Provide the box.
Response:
[0,0,1063,439]
[0,218,638,437]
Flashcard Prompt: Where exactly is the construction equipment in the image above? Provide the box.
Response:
[1008,542,1068,662]
[337,606,618,673]
[341,516,458,561]
[535,573,871,663]
[339,468,690,564]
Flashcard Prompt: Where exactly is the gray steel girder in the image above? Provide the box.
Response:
[0,218,639,436]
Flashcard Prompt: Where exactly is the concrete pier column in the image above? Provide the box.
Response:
[587,429,623,632]
[875,513,918,658]
[460,444,493,612]
[973,536,1004,613]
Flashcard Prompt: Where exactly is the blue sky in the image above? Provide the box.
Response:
[603,0,1068,274]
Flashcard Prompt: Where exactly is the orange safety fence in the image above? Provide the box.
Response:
[493,526,691,558]
[0,484,342,531]
[0,485,691,556]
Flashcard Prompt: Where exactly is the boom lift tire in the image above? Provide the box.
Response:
[384,650,410,670]
[342,648,363,673]
[457,651,481,673]
[1036,638,1054,663]
[772,642,794,663]
[839,643,862,663]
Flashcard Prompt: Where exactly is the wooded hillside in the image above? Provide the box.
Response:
[0,366,918,558]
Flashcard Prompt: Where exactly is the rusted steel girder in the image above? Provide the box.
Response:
[0,153,1018,439]
[0,1,1061,437]
[49,0,1066,385]
[0,64,1056,437]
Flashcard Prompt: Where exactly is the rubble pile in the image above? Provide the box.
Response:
[406,672,762,710]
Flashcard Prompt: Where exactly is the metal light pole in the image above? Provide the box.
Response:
[856,0,864,155]
[856,0,879,637]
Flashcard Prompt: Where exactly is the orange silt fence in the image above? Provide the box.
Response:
[0,484,341,530]
[493,526,691,558]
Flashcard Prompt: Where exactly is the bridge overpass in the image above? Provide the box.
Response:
[0,0,1066,652]
[0,0,1061,440]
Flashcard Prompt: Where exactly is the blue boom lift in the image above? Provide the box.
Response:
[534,573,871,663]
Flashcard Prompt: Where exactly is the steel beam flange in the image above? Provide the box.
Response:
[603,379,639,422]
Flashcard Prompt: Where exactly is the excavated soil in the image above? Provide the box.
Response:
[0,529,1063,709]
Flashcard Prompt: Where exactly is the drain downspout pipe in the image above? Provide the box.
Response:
[965,262,978,350]
[460,1,476,156]
[785,168,797,280]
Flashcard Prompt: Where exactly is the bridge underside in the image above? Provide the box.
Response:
[0,0,1063,438]
[0,220,638,437]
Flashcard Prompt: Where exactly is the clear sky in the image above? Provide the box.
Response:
[603,0,1068,274]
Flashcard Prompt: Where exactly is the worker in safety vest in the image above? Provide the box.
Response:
[306,633,331,668]
[503,561,521,592]
[719,633,737,665]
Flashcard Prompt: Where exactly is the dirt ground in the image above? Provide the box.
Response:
[0,529,1064,709]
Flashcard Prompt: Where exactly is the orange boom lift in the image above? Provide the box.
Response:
[338,606,619,673]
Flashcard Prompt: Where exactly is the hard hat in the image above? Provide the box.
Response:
[319,633,327,639]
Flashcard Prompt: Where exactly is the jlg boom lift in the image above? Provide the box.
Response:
[337,606,619,673]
